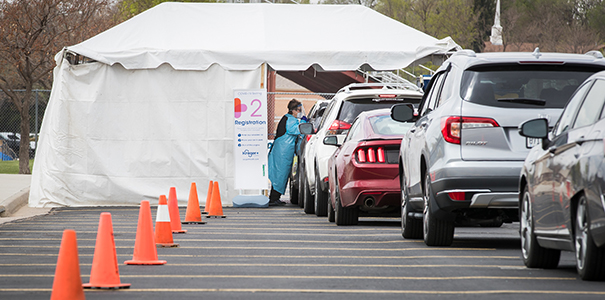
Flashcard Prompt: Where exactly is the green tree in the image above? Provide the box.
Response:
[0,0,115,174]
[470,0,494,52]
[375,0,412,24]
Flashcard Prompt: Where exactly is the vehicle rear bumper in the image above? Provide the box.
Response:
[409,161,521,217]
[341,178,400,208]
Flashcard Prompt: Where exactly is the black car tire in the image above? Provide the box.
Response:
[423,172,454,246]
[334,179,358,225]
[401,172,422,239]
[314,173,328,217]
[327,196,335,223]
[297,166,305,208]
[303,174,314,214]
[520,186,561,269]
[402,200,422,239]
[574,195,605,281]
[289,177,299,205]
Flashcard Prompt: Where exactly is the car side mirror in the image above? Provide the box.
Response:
[391,103,415,122]
[519,118,550,149]
[299,123,314,135]
[323,135,340,147]
[519,118,548,138]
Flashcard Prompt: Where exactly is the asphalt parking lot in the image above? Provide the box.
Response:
[1,205,605,300]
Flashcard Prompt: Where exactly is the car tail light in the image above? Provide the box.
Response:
[356,147,387,164]
[327,120,351,135]
[305,135,311,142]
[440,116,500,144]
[357,149,366,163]
[448,192,466,201]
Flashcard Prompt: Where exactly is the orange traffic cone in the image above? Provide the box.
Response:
[51,229,85,300]
[124,200,167,265]
[206,181,226,218]
[203,180,213,215]
[155,195,179,247]
[167,187,187,233]
[83,213,130,289]
[182,182,206,224]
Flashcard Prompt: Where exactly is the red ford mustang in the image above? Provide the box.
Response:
[326,108,414,225]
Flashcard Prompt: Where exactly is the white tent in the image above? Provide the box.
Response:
[29,2,459,207]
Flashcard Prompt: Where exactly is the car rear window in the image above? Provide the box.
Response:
[460,64,605,109]
[369,115,412,135]
[338,98,420,124]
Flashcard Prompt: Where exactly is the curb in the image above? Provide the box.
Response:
[0,188,29,217]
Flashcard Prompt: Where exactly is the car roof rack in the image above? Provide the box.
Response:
[339,82,422,94]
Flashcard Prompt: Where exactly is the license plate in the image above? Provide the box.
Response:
[526,137,540,149]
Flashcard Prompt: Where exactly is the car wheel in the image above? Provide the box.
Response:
[422,172,454,246]
[334,180,358,226]
[303,174,314,214]
[289,177,299,205]
[520,186,560,268]
[574,195,605,280]
[314,174,328,217]
[327,196,335,223]
[297,166,305,208]
[401,172,422,239]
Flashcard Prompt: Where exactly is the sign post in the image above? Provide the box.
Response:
[232,89,270,206]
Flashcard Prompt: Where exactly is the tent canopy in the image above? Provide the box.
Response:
[67,2,459,72]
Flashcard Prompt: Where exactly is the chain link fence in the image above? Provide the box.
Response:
[267,92,335,139]
[0,90,50,161]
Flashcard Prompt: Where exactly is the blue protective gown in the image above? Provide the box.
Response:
[268,114,305,194]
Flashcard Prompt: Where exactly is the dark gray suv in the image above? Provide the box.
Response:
[391,49,605,246]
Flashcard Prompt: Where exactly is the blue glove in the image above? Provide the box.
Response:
[301,116,308,122]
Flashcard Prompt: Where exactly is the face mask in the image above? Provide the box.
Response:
[297,112,303,118]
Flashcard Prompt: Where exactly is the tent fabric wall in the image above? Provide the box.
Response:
[29,54,261,207]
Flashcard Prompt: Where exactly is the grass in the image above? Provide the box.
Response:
[0,159,34,174]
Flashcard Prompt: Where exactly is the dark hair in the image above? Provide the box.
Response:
[287,99,302,114]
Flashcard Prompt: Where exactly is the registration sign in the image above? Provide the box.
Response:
[233,89,268,190]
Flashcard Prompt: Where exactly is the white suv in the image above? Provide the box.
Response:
[301,83,423,216]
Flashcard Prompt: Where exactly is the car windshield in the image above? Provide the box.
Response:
[460,64,603,109]
[338,98,419,124]
[369,115,412,136]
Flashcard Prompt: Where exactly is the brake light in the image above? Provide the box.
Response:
[305,135,311,142]
[440,116,499,144]
[379,94,397,98]
[367,148,375,163]
[357,149,366,163]
[356,147,388,164]
[377,147,385,163]
[448,192,466,201]
[327,120,351,135]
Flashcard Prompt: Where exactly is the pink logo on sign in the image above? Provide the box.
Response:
[234,98,247,118]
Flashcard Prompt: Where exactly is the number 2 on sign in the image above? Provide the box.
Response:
[250,99,262,117]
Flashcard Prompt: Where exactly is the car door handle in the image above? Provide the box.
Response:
[410,128,416,133]
[420,121,428,128]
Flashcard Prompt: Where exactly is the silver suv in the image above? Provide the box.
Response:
[391,49,605,246]
[302,83,423,216]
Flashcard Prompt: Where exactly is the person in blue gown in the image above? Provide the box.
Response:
[268,99,307,206]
